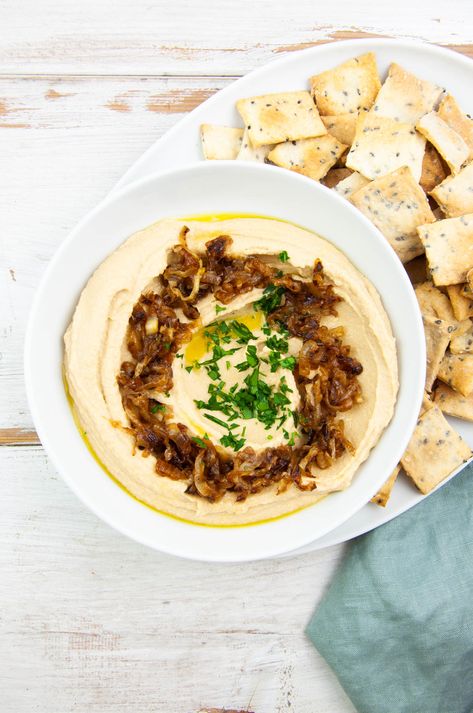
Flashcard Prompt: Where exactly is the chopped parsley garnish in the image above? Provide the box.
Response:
[205,321,232,345]
[196,361,294,435]
[265,334,296,373]
[278,355,297,371]
[206,364,221,381]
[229,320,254,343]
[186,312,299,452]
[220,433,245,451]
[266,334,288,352]
[192,436,208,448]
[282,428,298,446]
[150,402,165,414]
[203,413,229,429]
[215,304,226,314]
[276,321,289,337]
[246,344,259,367]
[279,250,290,263]
[254,284,285,316]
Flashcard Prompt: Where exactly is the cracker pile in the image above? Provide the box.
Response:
[200,52,473,506]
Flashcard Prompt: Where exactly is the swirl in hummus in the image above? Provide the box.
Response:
[64,217,398,525]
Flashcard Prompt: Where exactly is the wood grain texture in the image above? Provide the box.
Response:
[0,76,231,437]
[0,446,353,713]
[2,3,473,711]
[3,46,473,439]
[0,428,40,445]
[0,0,472,75]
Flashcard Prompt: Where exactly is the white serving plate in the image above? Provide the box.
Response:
[109,38,473,555]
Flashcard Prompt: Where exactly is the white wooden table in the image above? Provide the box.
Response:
[2,3,471,711]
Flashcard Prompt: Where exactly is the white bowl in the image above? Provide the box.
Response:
[25,161,425,562]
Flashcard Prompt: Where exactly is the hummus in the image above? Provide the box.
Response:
[64,217,398,525]
[163,290,303,452]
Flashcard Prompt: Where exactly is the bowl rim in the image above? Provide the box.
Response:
[24,159,425,562]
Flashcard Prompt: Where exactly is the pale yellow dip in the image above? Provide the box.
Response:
[64,217,398,525]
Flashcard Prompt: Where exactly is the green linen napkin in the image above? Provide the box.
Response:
[307,462,473,713]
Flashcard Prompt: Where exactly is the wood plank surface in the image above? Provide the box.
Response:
[0,446,353,713]
[2,2,473,711]
[0,75,230,437]
[1,0,471,75]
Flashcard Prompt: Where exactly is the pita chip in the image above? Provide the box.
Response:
[310,52,381,116]
[333,171,370,198]
[321,112,359,145]
[462,281,473,299]
[236,128,273,162]
[350,166,435,263]
[346,113,425,181]
[467,268,473,291]
[438,352,473,396]
[371,63,443,125]
[430,161,473,218]
[401,404,471,494]
[420,143,449,194]
[267,135,346,181]
[335,149,348,167]
[417,213,473,286]
[370,465,400,507]
[421,391,435,414]
[423,315,456,391]
[417,112,469,175]
[321,167,352,188]
[236,91,326,148]
[200,124,244,160]
[450,321,473,354]
[446,284,473,321]
[434,382,473,422]
[415,281,457,321]
[437,94,473,160]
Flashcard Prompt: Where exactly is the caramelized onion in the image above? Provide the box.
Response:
[117,231,363,502]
